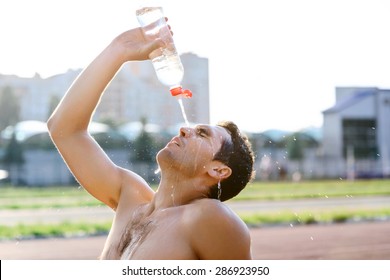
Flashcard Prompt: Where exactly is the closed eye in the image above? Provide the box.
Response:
[197,127,209,137]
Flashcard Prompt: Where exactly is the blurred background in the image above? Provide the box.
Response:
[1,0,390,259]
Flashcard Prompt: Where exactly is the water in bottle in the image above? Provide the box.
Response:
[136,6,192,99]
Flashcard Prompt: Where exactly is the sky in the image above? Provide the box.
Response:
[1,0,390,132]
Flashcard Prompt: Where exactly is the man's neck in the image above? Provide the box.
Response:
[152,173,208,210]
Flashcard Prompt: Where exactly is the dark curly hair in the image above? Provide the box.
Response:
[208,121,255,201]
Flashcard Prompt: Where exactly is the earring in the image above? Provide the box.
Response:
[217,179,222,201]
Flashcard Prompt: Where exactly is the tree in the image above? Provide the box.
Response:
[287,133,304,161]
[0,86,20,131]
[132,117,157,163]
[2,131,25,185]
[286,133,304,180]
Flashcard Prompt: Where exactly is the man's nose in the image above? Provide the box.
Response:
[180,127,193,137]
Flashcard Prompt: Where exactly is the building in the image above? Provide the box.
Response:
[0,53,209,128]
[322,87,390,178]
[0,71,80,123]
[248,86,390,181]
[85,52,209,128]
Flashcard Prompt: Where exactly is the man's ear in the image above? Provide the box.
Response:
[207,163,232,180]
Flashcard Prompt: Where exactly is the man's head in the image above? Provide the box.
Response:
[157,121,255,202]
[208,121,255,201]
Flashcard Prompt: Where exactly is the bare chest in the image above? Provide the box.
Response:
[101,208,196,260]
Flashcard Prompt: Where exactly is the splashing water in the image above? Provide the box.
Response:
[177,98,190,127]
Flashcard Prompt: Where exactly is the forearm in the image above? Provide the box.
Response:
[45,27,161,209]
[47,44,123,137]
[47,27,163,138]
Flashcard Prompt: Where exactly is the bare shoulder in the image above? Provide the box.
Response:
[185,199,252,260]
[115,168,154,211]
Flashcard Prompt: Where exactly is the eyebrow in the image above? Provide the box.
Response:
[196,125,211,136]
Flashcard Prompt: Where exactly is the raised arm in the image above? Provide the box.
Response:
[47,28,163,210]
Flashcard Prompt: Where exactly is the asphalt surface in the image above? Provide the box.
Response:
[1,221,390,259]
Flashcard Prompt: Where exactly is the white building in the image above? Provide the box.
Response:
[249,87,390,181]
[322,87,390,178]
[84,52,209,128]
[0,53,209,128]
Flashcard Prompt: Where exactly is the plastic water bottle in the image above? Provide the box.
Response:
[136,6,192,98]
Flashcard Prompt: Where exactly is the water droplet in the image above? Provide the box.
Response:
[325,195,328,198]
[310,236,314,241]
[290,224,294,227]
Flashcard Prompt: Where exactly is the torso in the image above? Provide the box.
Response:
[100,198,251,260]
[100,203,198,260]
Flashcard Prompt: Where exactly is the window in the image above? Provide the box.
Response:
[342,119,378,159]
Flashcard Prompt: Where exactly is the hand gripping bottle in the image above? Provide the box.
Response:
[136,6,192,98]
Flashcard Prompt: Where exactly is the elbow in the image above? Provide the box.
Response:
[46,114,62,140]
[47,114,88,141]
[46,115,56,135]
[46,116,54,133]
[47,119,58,141]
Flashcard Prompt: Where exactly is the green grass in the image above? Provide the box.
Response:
[240,208,390,226]
[234,179,390,201]
[0,185,104,209]
[0,221,112,240]
[0,185,90,199]
[1,179,390,210]
[0,200,103,210]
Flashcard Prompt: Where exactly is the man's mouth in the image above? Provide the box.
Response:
[170,137,181,146]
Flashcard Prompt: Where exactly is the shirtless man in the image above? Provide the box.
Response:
[47,25,255,260]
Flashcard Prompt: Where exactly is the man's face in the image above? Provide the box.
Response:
[157,124,231,176]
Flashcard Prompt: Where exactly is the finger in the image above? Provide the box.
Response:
[164,17,173,35]
[166,24,173,36]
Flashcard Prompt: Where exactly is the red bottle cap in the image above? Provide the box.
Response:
[170,86,192,98]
